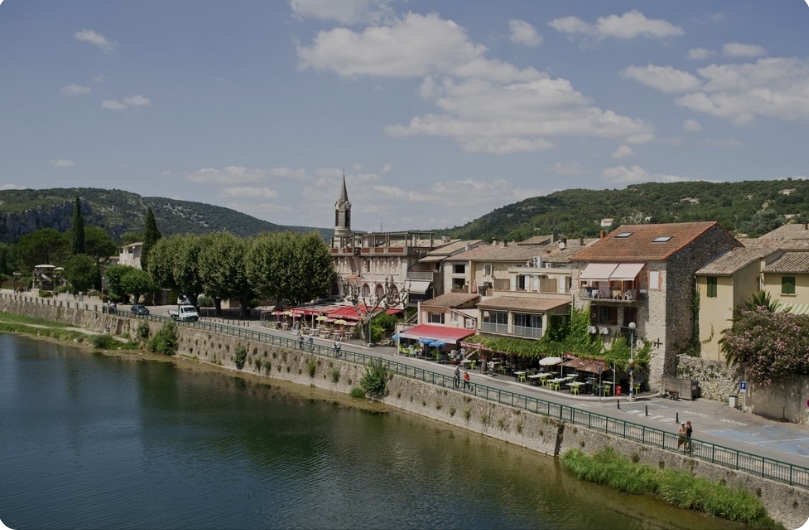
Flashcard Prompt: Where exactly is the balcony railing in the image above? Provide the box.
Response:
[481,322,508,334]
[512,325,543,338]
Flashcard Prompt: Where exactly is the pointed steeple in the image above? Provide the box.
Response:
[334,172,352,237]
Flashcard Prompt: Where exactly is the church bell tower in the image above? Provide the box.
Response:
[334,173,351,238]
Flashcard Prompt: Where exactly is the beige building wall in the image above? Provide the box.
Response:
[762,272,809,306]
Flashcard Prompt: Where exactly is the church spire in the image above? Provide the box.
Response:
[334,172,352,237]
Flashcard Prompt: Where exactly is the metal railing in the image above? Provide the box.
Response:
[3,290,809,490]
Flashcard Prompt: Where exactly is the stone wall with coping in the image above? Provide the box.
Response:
[676,354,741,402]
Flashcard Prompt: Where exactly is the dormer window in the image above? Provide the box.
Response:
[653,236,672,243]
[615,232,633,238]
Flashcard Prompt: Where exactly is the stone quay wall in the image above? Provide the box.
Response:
[1,293,808,529]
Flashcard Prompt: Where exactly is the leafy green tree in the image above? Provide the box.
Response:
[63,254,98,294]
[120,268,155,304]
[246,231,334,308]
[171,234,204,305]
[84,226,117,260]
[198,232,255,317]
[104,264,131,302]
[118,231,144,246]
[71,196,85,255]
[14,228,69,270]
[140,206,161,271]
[146,236,178,292]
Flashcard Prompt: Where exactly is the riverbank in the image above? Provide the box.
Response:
[0,295,806,529]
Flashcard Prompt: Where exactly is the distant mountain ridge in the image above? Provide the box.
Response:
[1,180,806,244]
[0,188,331,243]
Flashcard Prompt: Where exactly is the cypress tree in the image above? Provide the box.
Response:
[71,196,85,255]
[141,206,162,271]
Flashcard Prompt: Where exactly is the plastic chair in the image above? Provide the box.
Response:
[518,373,526,384]
[602,385,611,396]
[469,360,476,370]
[571,386,580,395]
[633,383,642,395]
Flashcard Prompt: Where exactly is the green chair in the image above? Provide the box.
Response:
[518,373,526,384]
[602,385,611,396]
[469,360,476,370]
[633,383,642,395]
[571,385,580,395]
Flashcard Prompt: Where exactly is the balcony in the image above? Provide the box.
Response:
[512,325,543,338]
[481,322,508,334]
[582,287,643,303]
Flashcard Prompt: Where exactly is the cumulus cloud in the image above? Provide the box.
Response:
[722,42,767,58]
[548,10,683,41]
[298,12,653,153]
[611,145,636,159]
[49,159,75,167]
[686,48,713,60]
[622,65,702,94]
[289,0,393,25]
[551,162,584,175]
[509,19,542,47]
[683,119,702,132]
[101,95,150,110]
[602,164,686,184]
[74,29,116,52]
[185,166,271,184]
[675,57,809,124]
[221,186,279,199]
[61,84,90,96]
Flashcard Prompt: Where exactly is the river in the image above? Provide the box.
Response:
[0,334,745,529]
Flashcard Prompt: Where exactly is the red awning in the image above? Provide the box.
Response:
[397,324,476,343]
[328,306,363,320]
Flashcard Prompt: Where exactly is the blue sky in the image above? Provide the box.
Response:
[1,1,808,233]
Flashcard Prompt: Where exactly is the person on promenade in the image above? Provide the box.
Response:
[334,338,342,357]
[463,369,471,390]
[677,423,687,451]
[307,333,314,351]
[454,366,461,388]
[686,421,693,452]
[298,334,304,349]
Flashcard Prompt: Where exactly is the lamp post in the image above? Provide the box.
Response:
[628,321,636,399]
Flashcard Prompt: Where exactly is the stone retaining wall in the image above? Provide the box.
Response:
[2,294,808,529]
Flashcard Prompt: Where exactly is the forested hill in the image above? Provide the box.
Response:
[0,188,329,243]
[441,179,809,241]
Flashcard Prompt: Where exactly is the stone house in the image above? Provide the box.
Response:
[570,222,742,388]
[118,242,143,269]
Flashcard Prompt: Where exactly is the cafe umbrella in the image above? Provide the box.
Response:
[539,355,563,376]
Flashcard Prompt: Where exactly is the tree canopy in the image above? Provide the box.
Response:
[71,196,85,255]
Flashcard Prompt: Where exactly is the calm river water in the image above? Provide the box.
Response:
[0,334,746,530]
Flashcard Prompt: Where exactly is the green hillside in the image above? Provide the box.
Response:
[441,179,808,241]
[0,188,331,243]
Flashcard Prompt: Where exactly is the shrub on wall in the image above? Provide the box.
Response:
[147,321,178,356]
[360,358,389,399]
[234,345,247,370]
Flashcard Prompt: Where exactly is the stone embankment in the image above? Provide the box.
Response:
[1,292,807,529]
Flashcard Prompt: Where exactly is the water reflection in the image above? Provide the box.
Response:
[0,335,745,530]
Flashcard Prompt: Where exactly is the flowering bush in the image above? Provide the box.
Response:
[720,308,809,386]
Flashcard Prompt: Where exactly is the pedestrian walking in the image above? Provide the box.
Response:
[685,420,693,452]
[463,369,471,390]
[454,366,461,388]
[307,334,314,351]
[677,423,687,451]
[334,339,342,357]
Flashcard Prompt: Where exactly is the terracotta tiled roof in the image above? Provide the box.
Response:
[571,222,728,262]
[763,252,809,273]
[696,247,775,276]
[476,296,569,312]
[446,243,548,262]
[758,224,809,241]
[422,293,480,308]
[420,240,485,262]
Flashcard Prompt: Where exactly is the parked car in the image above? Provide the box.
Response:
[130,304,150,316]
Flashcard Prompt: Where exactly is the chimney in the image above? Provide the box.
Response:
[492,239,498,246]
[579,237,584,246]
[600,230,606,239]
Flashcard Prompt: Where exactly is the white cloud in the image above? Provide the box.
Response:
[509,19,541,47]
[622,64,702,94]
[548,10,683,41]
[602,164,685,184]
[74,29,116,52]
[92,74,105,82]
[221,186,279,199]
[61,84,90,96]
[722,42,767,58]
[49,159,75,167]
[686,48,713,60]
[122,95,150,106]
[683,119,702,132]
[101,95,150,110]
[185,166,270,184]
[551,162,584,175]
[0,183,21,190]
[101,99,126,110]
[289,0,393,25]
[611,145,636,159]
[675,57,809,124]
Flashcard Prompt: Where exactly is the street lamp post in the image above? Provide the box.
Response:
[628,321,636,399]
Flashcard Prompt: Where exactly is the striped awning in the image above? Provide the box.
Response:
[779,303,809,315]
[579,263,618,281]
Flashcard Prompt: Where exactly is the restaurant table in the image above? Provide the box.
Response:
[547,378,565,391]
[513,370,527,383]
[566,381,586,395]
[527,373,543,386]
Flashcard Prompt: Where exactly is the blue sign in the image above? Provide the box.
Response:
[740,381,747,393]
